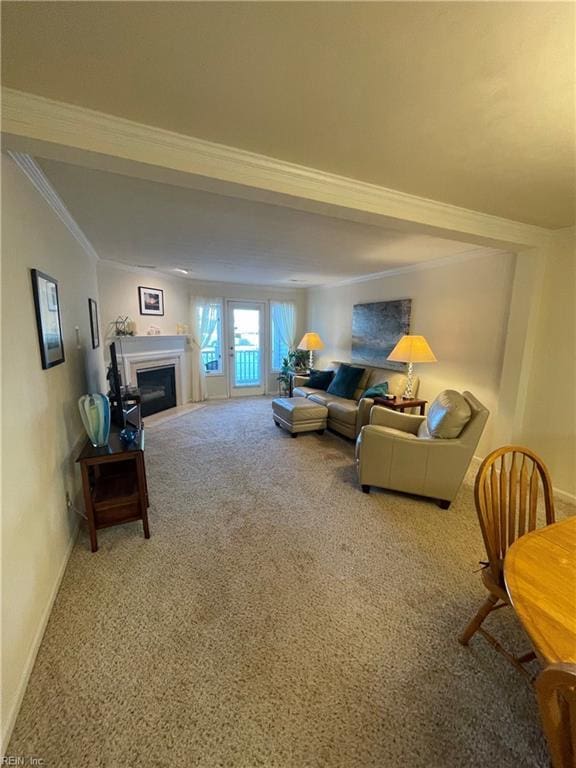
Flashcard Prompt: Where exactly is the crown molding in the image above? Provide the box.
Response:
[7,151,100,261]
[317,246,510,289]
[2,88,553,250]
[552,225,576,247]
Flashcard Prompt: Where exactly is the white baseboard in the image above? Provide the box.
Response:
[1,522,79,756]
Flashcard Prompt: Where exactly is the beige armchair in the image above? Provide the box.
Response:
[355,390,489,508]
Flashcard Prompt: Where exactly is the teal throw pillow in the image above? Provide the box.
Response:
[362,382,389,399]
[326,364,366,399]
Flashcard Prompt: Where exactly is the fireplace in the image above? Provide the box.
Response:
[137,365,177,416]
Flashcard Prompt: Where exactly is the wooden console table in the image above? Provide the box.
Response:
[76,425,150,552]
[373,396,427,415]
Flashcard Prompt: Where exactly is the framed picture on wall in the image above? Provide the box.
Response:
[138,286,164,316]
[88,298,100,349]
[31,268,65,369]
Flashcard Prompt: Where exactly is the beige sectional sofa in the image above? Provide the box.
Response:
[293,363,419,439]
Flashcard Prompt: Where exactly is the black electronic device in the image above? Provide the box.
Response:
[108,342,126,427]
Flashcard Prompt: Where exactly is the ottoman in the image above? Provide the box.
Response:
[272,397,328,438]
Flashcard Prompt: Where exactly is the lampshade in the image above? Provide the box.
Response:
[387,335,437,363]
[297,332,325,351]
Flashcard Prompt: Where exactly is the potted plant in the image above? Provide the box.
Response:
[277,349,311,396]
[277,356,292,396]
[289,349,310,373]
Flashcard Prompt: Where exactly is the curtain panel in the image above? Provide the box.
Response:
[190,297,220,402]
[271,301,296,353]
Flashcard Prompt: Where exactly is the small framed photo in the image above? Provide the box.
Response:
[31,269,65,369]
[138,286,164,316]
[88,298,100,349]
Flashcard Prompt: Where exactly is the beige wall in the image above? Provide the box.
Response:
[1,154,105,749]
[95,266,307,398]
[520,229,576,497]
[189,280,307,398]
[307,251,516,456]
[97,261,191,341]
[97,262,193,401]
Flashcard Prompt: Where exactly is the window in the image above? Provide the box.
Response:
[197,301,223,376]
[271,327,289,372]
[270,302,296,371]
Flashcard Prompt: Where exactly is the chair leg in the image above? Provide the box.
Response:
[459,593,500,646]
[477,628,536,681]
[516,651,537,665]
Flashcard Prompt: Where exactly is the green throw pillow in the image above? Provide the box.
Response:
[362,382,389,399]
[326,364,366,399]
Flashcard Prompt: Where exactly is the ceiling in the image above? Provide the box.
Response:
[2,2,574,228]
[37,158,501,286]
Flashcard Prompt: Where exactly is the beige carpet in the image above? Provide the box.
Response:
[8,397,571,767]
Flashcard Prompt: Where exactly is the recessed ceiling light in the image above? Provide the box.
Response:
[173,268,189,275]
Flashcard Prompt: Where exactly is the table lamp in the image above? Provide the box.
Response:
[297,332,325,369]
[387,335,437,398]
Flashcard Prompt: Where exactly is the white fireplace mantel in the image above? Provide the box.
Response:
[113,335,192,405]
[111,334,190,351]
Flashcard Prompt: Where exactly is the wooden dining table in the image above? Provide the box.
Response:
[505,515,576,768]
[505,515,576,664]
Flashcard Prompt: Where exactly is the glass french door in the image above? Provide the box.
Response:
[227,301,265,396]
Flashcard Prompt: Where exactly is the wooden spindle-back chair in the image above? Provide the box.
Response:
[536,664,576,768]
[459,446,555,676]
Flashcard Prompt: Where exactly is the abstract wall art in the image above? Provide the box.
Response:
[351,299,411,369]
